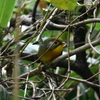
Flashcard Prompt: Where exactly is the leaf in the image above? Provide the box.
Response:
[0,85,10,100]
[44,0,77,10]
[0,0,16,27]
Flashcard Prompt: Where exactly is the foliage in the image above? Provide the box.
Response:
[44,0,77,10]
[0,0,16,27]
[0,0,100,100]
[0,85,10,100]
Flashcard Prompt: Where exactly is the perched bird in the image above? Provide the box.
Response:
[38,37,65,64]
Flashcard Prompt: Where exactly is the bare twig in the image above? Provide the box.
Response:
[88,34,100,54]
[49,18,100,29]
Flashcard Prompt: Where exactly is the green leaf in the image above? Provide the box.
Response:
[87,23,100,31]
[44,0,77,10]
[95,23,100,30]
[0,85,10,100]
[0,0,16,27]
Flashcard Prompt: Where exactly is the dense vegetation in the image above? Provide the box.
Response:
[0,0,100,100]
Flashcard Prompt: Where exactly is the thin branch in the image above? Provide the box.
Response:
[32,0,40,22]
[88,34,100,54]
[35,8,58,42]
[49,18,100,29]
[48,73,100,88]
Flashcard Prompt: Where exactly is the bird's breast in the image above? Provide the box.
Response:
[40,45,63,63]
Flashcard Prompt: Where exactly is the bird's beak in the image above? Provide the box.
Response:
[62,42,66,47]
[62,42,66,45]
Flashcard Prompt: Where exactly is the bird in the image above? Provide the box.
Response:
[38,37,65,64]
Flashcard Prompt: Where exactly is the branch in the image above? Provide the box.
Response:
[19,38,100,78]
[49,18,100,29]
[32,0,40,22]
[52,38,100,64]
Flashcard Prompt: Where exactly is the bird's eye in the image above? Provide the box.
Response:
[54,41,58,44]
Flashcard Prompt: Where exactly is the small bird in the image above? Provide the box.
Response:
[38,37,65,64]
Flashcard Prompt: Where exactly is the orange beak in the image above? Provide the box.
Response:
[62,42,66,45]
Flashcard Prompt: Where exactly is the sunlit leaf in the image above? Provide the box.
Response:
[44,0,77,10]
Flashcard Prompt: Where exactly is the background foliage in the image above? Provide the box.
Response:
[0,0,100,100]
